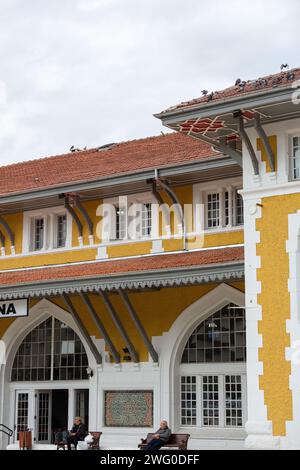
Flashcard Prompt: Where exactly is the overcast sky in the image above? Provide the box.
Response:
[0,0,299,165]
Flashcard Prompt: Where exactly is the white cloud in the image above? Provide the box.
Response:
[0,80,7,105]
[0,0,299,164]
[77,0,113,12]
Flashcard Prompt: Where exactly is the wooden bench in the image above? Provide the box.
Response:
[55,431,102,450]
[88,432,102,450]
[139,433,190,450]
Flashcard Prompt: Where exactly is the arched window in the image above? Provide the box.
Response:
[11,317,89,382]
[180,304,246,429]
[181,303,246,364]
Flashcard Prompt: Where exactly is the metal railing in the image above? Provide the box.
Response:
[0,424,14,447]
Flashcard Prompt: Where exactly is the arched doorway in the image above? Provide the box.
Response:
[1,299,99,446]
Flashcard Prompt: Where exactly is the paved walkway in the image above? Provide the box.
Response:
[7,440,245,451]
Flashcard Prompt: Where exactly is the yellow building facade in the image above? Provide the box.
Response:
[1,67,299,449]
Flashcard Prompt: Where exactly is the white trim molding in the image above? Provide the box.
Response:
[282,210,300,449]
[243,196,279,450]
[193,177,244,234]
[22,206,72,255]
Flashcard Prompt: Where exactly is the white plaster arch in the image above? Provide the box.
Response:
[159,283,245,430]
[0,298,100,447]
[2,298,98,377]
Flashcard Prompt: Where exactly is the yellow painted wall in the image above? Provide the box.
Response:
[0,248,98,271]
[188,231,244,251]
[0,282,245,363]
[2,213,23,254]
[257,135,278,173]
[0,183,244,270]
[107,242,152,258]
[256,193,300,436]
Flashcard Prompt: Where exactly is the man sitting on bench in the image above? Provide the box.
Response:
[67,416,88,450]
[143,420,171,451]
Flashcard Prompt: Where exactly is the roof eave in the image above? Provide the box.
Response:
[155,86,295,124]
[0,261,245,300]
[0,156,236,206]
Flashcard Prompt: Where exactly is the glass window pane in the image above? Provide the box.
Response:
[181,304,246,364]
[56,214,67,248]
[225,375,244,427]
[33,218,44,251]
[206,193,220,229]
[292,136,300,180]
[11,317,89,382]
[202,376,219,427]
[181,376,197,426]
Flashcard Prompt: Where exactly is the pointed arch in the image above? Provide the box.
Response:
[159,283,245,430]
[2,298,99,381]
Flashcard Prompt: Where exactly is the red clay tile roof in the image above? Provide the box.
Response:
[0,247,244,287]
[0,132,223,198]
[159,68,300,115]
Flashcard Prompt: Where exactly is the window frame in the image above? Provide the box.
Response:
[101,193,158,243]
[11,316,89,382]
[205,188,243,231]
[32,216,45,251]
[179,369,247,430]
[193,178,244,233]
[290,134,300,181]
[23,206,72,254]
[179,301,247,431]
[55,213,68,249]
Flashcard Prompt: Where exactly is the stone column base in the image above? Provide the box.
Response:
[245,421,281,450]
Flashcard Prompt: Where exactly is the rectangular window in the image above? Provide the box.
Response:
[206,193,220,228]
[56,214,67,248]
[180,374,245,429]
[112,202,153,241]
[141,203,152,237]
[205,189,243,229]
[235,191,244,226]
[224,191,230,226]
[202,376,219,427]
[181,376,197,426]
[292,136,300,180]
[16,392,29,439]
[37,391,51,443]
[225,375,243,427]
[27,209,69,253]
[33,218,44,251]
[115,207,127,240]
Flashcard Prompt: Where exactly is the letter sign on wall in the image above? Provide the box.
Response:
[0,299,29,318]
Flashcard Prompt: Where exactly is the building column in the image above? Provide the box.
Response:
[281,211,300,449]
[0,364,4,449]
[243,196,280,449]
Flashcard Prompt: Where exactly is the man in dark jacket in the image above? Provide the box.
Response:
[143,421,172,451]
[67,417,88,450]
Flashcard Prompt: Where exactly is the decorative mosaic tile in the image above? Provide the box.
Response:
[105,390,153,427]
